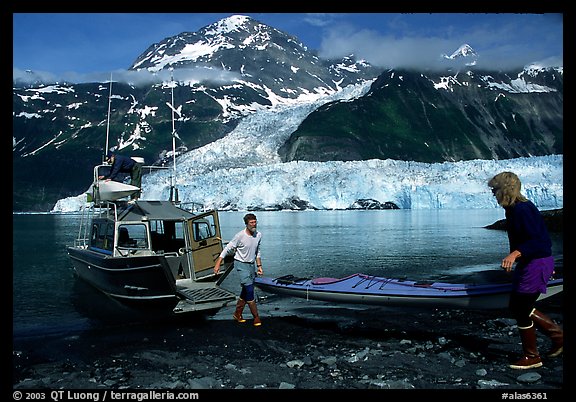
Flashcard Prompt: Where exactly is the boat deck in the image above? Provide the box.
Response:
[173,283,236,314]
[177,286,236,303]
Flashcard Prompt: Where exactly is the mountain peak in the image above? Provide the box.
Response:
[131,14,292,72]
[128,14,378,103]
[202,14,257,36]
[442,43,478,66]
[450,44,477,59]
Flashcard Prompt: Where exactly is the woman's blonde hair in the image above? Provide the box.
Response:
[488,171,527,207]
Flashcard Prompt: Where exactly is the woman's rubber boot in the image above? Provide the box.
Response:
[509,324,543,369]
[247,301,262,326]
[233,298,246,323]
[530,308,563,358]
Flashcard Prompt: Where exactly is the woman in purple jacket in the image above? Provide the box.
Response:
[489,172,563,369]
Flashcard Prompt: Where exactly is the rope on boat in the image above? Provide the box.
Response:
[355,274,472,292]
[353,275,394,289]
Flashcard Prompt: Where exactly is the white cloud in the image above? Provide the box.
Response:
[13,66,240,86]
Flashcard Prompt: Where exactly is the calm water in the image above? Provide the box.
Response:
[12,209,563,338]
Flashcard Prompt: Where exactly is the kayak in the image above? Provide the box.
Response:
[85,179,140,201]
[254,273,563,310]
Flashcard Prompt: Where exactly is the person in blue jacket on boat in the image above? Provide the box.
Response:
[489,171,563,370]
[213,213,263,326]
[98,151,143,201]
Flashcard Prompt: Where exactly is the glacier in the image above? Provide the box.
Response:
[52,81,563,213]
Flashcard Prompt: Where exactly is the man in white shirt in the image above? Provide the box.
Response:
[214,213,263,326]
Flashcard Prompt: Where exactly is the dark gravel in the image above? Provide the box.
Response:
[12,291,566,395]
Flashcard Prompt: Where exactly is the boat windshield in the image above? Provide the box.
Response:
[91,220,114,252]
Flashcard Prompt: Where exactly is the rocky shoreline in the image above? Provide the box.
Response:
[12,292,565,392]
[484,208,563,232]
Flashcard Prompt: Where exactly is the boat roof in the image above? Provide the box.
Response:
[117,200,196,221]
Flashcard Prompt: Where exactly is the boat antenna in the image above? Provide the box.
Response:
[104,73,113,162]
[168,69,179,203]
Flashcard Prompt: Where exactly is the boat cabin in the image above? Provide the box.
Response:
[80,200,225,281]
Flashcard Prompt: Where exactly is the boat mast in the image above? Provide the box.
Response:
[104,73,113,161]
[169,69,179,203]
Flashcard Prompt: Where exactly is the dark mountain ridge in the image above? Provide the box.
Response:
[279,67,563,162]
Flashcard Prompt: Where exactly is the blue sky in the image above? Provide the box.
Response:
[13,13,563,83]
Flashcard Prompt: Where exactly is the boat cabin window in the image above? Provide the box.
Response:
[149,220,186,253]
[90,221,114,252]
[192,216,216,241]
[117,224,148,249]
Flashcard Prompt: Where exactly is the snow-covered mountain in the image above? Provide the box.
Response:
[14,15,382,212]
[279,66,562,163]
[442,43,478,66]
[14,15,563,212]
[130,14,377,111]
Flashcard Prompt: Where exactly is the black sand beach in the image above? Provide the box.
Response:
[12,291,566,394]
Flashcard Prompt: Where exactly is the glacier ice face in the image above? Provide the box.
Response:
[52,154,563,213]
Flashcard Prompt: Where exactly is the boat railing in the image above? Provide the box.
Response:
[115,246,157,257]
[92,199,120,220]
[73,200,120,248]
[73,203,91,248]
[142,165,170,174]
[95,162,169,177]
[179,201,207,213]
